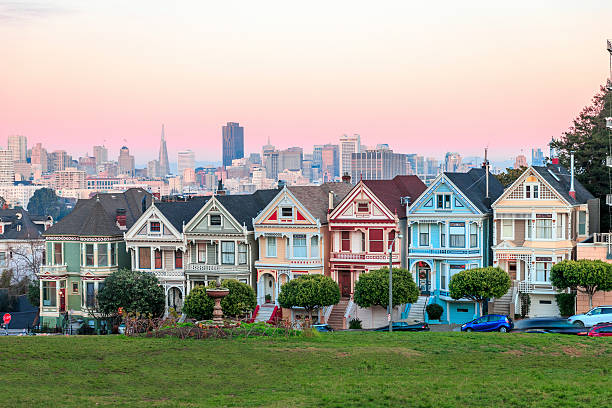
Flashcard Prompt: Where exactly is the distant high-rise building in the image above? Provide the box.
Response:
[249,153,262,165]
[321,144,339,178]
[118,146,135,176]
[514,154,528,169]
[531,148,544,166]
[312,145,323,168]
[93,145,108,166]
[78,156,97,175]
[147,160,160,179]
[0,149,15,185]
[263,150,279,179]
[351,148,406,182]
[7,135,27,163]
[340,134,361,177]
[54,167,87,190]
[222,122,244,167]
[444,152,462,172]
[158,124,170,176]
[30,143,48,173]
[279,147,302,171]
[177,149,196,175]
[48,150,71,172]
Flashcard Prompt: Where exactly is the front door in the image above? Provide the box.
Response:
[508,262,517,281]
[339,271,351,297]
[59,288,66,313]
[418,267,431,294]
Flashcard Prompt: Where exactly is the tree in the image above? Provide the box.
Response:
[550,260,612,309]
[353,268,419,309]
[182,279,257,321]
[27,188,70,221]
[8,239,45,283]
[551,85,611,231]
[449,267,511,315]
[96,269,165,318]
[495,166,527,187]
[182,286,214,320]
[27,280,39,307]
[277,274,341,321]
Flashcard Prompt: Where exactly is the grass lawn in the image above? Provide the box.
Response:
[1,332,611,407]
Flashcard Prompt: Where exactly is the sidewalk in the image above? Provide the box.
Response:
[428,324,461,332]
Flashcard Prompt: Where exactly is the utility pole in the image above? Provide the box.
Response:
[388,233,402,332]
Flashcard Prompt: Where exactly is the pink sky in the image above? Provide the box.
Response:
[1,1,611,164]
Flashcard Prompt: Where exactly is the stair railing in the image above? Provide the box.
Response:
[323,304,333,324]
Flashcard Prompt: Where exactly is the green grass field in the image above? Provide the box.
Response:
[1,332,611,407]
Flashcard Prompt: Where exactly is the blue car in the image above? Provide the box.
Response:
[313,324,334,332]
[461,314,513,332]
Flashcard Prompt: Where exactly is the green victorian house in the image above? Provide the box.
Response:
[38,188,152,331]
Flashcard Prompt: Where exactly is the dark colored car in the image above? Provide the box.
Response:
[513,318,584,335]
[461,314,513,332]
[312,324,334,332]
[373,322,429,332]
[579,323,612,337]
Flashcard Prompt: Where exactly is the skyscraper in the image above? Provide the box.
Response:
[514,154,528,169]
[177,149,196,175]
[158,124,170,176]
[321,144,339,178]
[350,148,406,182]
[339,134,360,177]
[531,148,544,166]
[31,143,48,173]
[444,152,463,172]
[222,122,244,167]
[0,149,15,184]
[93,145,108,166]
[7,135,27,163]
[118,146,135,176]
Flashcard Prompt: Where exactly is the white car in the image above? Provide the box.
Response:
[568,306,612,327]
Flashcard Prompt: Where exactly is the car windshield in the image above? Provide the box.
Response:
[588,308,602,315]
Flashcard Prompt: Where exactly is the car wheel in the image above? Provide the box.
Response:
[499,326,508,333]
[466,328,473,332]
[573,321,585,327]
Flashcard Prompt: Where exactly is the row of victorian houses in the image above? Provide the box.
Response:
[36,159,601,330]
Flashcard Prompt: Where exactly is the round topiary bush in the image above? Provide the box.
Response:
[426,303,444,320]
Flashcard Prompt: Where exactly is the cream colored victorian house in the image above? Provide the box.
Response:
[492,162,599,316]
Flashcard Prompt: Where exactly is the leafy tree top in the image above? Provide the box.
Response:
[353,268,419,309]
[97,268,165,317]
[449,267,510,303]
[183,279,257,320]
[551,260,612,296]
[495,166,527,187]
[277,274,340,312]
[27,188,70,221]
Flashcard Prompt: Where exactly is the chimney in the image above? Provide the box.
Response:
[342,172,351,183]
[569,153,576,199]
[216,179,226,196]
[328,191,335,212]
[483,148,489,199]
[116,208,127,229]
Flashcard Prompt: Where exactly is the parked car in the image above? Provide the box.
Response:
[373,322,429,332]
[513,318,584,335]
[578,323,612,337]
[312,324,334,333]
[567,306,612,327]
[461,315,513,332]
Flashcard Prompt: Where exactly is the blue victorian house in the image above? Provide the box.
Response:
[405,167,504,324]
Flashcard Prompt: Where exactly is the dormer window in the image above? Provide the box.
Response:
[210,214,222,226]
[149,221,161,233]
[281,207,293,218]
[356,202,369,213]
[436,194,451,209]
[525,183,539,199]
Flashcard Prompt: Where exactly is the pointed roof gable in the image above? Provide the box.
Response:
[288,182,353,223]
[363,175,427,218]
[214,189,279,230]
[0,209,44,240]
[154,197,210,232]
[444,168,504,213]
[533,164,594,205]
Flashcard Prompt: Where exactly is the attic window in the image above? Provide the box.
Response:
[436,194,451,209]
[356,202,369,213]
[525,183,539,199]
[281,207,293,218]
[210,214,222,226]
[149,221,161,233]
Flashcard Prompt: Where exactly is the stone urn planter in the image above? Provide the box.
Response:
[206,283,230,325]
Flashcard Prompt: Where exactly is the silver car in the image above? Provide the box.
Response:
[568,306,612,327]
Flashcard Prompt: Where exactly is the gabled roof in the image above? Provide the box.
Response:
[288,182,353,223]
[215,189,279,230]
[0,209,45,240]
[532,164,594,205]
[44,188,153,237]
[445,168,504,213]
[363,175,427,218]
[154,197,210,232]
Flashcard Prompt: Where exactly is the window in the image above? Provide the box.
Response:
[210,214,222,226]
[457,308,469,313]
[207,243,218,264]
[470,223,478,247]
[238,243,247,264]
[221,242,235,264]
[436,194,451,209]
[154,249,162,269]
[525,183,539,199]
[86,282,95,307]
[54,243,63,265]
[536,219,553,239]
[449,222,465,248]
[0,252,6,267]
[110,243,116,266]
[369,229,384,252]
[501,220,513,239]
[281,207,293,218]
[557,214,565,239]
[311,236,319,257]
[93,244,106,267]
[139,247,151,269]
[198,244,206,263]
[357,202,369,213]
[42,281,56,307]
[388,230,396,252]
[441,225,446,247]
[175,250,183,269]
[535,262,551,282]
[266,237,277,257]
[441,264,447,290]
[85,244,94,266]
[72,282,79,294]
[361,232,366,252]
[341,231,351,252]
[419,224,429,246]
[149,221,161,233]
[578,211,586,235]
[293,234,307,258]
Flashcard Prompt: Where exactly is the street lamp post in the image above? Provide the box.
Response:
[388,233,403,332]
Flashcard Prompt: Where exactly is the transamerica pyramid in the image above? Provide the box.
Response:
[158,124,169,176]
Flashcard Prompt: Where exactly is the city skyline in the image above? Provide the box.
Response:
[2,1,611,163]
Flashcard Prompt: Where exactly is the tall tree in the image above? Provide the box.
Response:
[449,267,511,315]
[551,260,612,310]
[27,188,70,221]
[353,268,419,310]
[277,274,340,322]
[551,85,612,231]
[96,269,165,318]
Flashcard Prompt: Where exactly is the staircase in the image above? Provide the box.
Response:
[254,304,276,322]
[406,296,428,323]
[327,298,350,330]
[491,289,513,316]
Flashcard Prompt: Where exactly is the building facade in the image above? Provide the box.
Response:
[222,122,244,167]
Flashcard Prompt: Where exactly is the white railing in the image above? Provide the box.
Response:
[344,299,356,320]
[80,266,118,275]
[40,264,67,274]
[518,280,554,294]
[323,305,333,323]
[152,269,185,277]
[186,263,247,272]
[593,233,612,243]
[331,252,400,262]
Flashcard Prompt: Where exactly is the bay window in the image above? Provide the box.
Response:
[293,234,307,258]
[154,249,162,269]
[470,223,478,247]
[535,262,551,282]
[175,250,183,269]
[501,220,513,240]
[42,281,57,307]
[110,243,116,266]
[441,264,448,290]
[139,247,151,269]
[536,219,553,239]
[310,236,319,257]
[85,244,94,266]
[369,229,384,252]
[238,243,247,264]
[198,244,206,263]
[221,242,235,265]
[86,282,95,307]
[419,224,429,247]
[449,222,465,248]
[341,231,351,251]
[98,243,108,267]
[578,211,586,235]
[266,237,277,257]
[53,243,63,265]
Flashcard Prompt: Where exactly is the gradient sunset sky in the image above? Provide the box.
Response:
[2,1,611,164]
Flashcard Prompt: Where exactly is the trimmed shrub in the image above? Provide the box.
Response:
[426,303,444,320]
[555,293,576,317]
[348,318,362,329]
